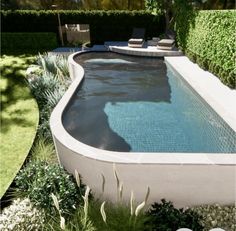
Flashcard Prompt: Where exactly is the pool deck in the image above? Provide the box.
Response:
[105,41,183,57]
[51,41,183,57]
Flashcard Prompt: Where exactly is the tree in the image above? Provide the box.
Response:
[145,0,234,33]
[145,0,193,32]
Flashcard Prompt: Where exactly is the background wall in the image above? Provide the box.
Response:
[0,10,165,45]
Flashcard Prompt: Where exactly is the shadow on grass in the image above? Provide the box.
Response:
[0,52,39,200]
[0,54,38,133]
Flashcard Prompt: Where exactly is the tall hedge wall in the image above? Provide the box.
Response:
[176,10,235,88]
[1,10,165,44]
[1,33,58,50]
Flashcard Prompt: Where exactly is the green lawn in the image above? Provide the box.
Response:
[0,54,39,198]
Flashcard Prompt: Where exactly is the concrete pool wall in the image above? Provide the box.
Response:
[50,51,236,207]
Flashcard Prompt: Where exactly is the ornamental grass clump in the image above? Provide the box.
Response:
[37,53,69,79]
[30,136,57,163]
[0,198,44,231]
[89,200,148,231]
[14,161,85,217]
[88,165,149,231]
[48,187,95,231]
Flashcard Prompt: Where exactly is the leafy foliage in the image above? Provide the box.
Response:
[27,53,70,140]
[1,32,57,51]
[0,198,44,231]
[145,199,203,231]
[176,10,235,88]
[14,161,85,217]
[191,204,236,231]
[1,10,165,44]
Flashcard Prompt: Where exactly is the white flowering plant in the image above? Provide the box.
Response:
[0,198,44,231]
[191,204,236,231]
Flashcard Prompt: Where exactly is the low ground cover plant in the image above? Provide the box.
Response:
[0,198,44,231]
[191,204,236,231]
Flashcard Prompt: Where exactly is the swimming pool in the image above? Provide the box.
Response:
[50,51,236,207]
[63,52,235,153]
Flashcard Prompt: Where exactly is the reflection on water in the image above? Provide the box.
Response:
[63,52,236,153]
[63,52,170,151]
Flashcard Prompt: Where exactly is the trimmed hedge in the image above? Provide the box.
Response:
[176,10,235,88]
[1,10,165,44]
[1,32,58,50]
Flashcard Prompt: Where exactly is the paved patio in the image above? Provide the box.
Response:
[50,41,183,57]
[105,41,183,57]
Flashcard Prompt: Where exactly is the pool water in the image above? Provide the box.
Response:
[62,52,236,153]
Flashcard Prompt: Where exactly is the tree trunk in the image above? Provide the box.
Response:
[128,0,131,9]
[223,0,227,9]
[164,0,171,33]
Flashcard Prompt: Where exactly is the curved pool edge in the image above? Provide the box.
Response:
[50,51,236,206]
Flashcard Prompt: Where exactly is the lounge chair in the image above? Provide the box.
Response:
[128,28,145,48]
[157,29,176,50]
[157,39,175,50]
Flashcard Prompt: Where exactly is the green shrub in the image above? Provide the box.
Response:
[176,10,235,88]
[1,10,165,44]
[14,161,85,217]
[191,204,236,231]
[0,198,44,231]
[1,32,57,50]
[145,199,203,231]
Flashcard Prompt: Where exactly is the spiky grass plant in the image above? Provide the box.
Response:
[37,53,69,81]
[47,187,96,231]
[28,71,59,109]
[44,88,66,108]
[30,136,57,163]
[27,52,71,141]
[89,200,148,231]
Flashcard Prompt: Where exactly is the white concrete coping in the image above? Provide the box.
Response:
[50,51,236,166]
